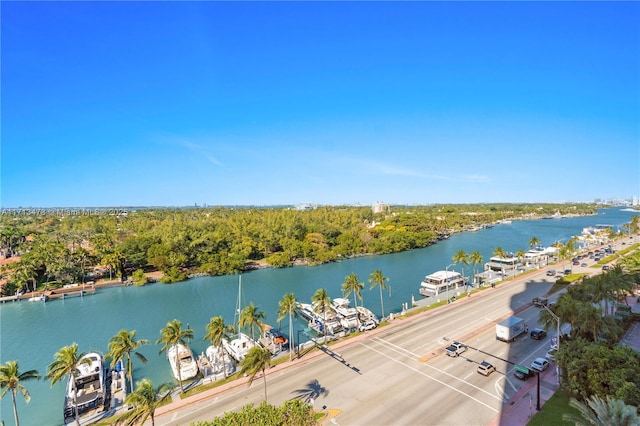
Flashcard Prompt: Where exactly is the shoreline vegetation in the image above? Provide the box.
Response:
[0,203,604,295]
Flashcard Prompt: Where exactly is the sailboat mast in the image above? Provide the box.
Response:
[234,275,242,331]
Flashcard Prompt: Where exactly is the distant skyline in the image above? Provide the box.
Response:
[2,2,639,207]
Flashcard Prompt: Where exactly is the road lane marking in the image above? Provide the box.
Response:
[368,338,502,402]
[361,342,500,413]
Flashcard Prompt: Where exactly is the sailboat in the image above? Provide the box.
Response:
[222,276,259,363]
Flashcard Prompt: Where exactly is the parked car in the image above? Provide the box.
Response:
[581,263,588,267]
[359,320,377,332]
[513,366,534,380]
[602,265,610,271]
[531,357,550,372]
[532,297,548,307]
[530,328,547,340]
[545,349,557,361]
[563,269,571,275]
[477,361,496,376]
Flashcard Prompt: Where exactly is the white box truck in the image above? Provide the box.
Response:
[496,316,528,342]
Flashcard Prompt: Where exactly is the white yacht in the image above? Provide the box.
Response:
[205,345,235,377]
[63,352,105,424]
[222,332,257,363]
[167,343,199,382]
[331,298,360,330]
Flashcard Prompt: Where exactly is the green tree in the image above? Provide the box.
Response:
[46,343,90,426]
[276,293,298,362]
[311,288,333,336]
[240,346,272,402]
[368,270,389,320]
[452,250,469,278]
[341,273,364,309]
[492,246,507,259]
[470,251,483,286]
[203,316,235,378]
[563,395,639,426]
[529,236,541,249]
[156,320,194,393]
[106,329,150,392]
[115,378,172,426]
[239,302,267,341]
[0,361,41,426]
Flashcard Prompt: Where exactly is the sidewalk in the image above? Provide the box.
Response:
[487,368,559,426]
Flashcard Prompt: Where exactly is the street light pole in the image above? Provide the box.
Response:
[540,304,560,386]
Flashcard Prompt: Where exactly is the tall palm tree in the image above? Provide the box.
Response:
[368,270,389,320]
[156,320,194,393]
[452,250,469,278]
[106,329,150,392]
[277,293,298,362]
[563,395,639,426]
[529,236,541,249]
[239,302,266,341]
[0,360,41,426]
[515,249,526,268]
[115,378,172,426]
[470,251,483,286]
[203,316,235,378]
[341,273,364,309]
[492,246,507,259]
[46,343,89,426]
[311,288,333,336]
[240,346,272,403]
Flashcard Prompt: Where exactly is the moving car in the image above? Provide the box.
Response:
[546,270,556,276]
[530,328,547,340]
[532,297,548,307]
[531,357,550,372]
[477,361,496,376]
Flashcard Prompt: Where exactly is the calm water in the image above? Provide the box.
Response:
[1,208,636,425]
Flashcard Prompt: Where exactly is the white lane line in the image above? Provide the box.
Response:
[361,342,499,413]
[368,338,502,402]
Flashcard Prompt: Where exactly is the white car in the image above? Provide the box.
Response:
[531,357,550,372]
[545,349,557,361]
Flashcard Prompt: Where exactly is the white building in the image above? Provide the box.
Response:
[485,256,520,274]
[372,202,388,214]
[419,270,467,297]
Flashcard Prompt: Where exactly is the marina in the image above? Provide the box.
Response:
[0,208,637,425]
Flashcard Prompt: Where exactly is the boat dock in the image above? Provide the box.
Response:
[0,284,96,303]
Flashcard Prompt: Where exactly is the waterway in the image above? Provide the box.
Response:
[0,208,637,425]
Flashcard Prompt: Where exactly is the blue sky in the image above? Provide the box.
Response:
[2,1,639,207]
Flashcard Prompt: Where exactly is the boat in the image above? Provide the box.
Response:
[167,343,199,382]
[222,276,259,363]
[331,298,360,331]
[63,352,105,424]
[199,345,235,378]
[297,302,343,336]
[258,324,289,355]
[356,305,379,325]
[419,270,468,297]
[222,332,257,363]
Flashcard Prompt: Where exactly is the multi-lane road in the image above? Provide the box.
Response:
[155,263,579,426]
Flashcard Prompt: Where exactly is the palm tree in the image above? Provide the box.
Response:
[277,293,298,362]
[240,346,272,403]
[341,273,364,309]
[529,236,541,249]
[368,270,389,320]
[239,302,266,341]
[492,246,507,259]
[515,249,526,268]
[106,329,150,392]
[115,378,172,426]
[311,288,333,336]
[0,360,41,426]
[156,320,194,393]
[46,343,89,426]
[452,250,469,278]
[203,316,235,377]
[470,251,483,286]
[563,395,639,425]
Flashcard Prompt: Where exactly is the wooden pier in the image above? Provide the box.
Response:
[0,283,96,303]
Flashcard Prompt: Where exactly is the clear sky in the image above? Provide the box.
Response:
[2,1,639,207]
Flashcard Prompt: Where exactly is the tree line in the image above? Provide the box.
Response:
[0,203,599,295]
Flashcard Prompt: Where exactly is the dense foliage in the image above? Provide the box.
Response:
[192,400,316,426]
[0,203,598,293]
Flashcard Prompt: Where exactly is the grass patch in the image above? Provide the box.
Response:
[180,373,242,399]
[528,389,582,426]
[314,412,326,421]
